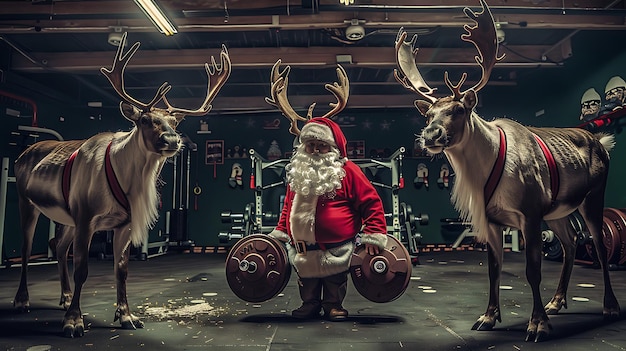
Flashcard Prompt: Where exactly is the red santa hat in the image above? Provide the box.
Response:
[299,117,348,157]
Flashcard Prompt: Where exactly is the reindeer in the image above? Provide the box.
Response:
[394,0,620,342]
[13,32,231,338]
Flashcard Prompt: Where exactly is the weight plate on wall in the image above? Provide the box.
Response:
[598,212,620,264]
[350,235,411,303]
[602,208,626,264]
[225,234,291,303]
[618,208,626,264]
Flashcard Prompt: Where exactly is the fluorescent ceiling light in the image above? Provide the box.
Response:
[134,0,178,36]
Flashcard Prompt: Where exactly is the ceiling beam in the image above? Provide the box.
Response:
[0,1,625,33]
[9,45,563,73]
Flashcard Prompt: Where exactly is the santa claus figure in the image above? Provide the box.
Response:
[597,76,626,116]
[605,76,625,109]
[270,117,388,321]
[579,88,601,122]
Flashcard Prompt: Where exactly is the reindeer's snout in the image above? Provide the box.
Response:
[421,125,447,154]
[159,133,181,154]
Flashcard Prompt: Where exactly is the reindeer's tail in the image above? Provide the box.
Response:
[595,133,616,153]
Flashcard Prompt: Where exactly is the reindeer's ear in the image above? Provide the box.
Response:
[462,90,478,110]
[414,100,432,117]
[119,102,141,122]
[172,112,186,123]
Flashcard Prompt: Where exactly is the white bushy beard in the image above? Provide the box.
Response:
[286,144,346,196]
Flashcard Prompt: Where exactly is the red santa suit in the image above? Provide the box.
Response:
[271,118,388,278]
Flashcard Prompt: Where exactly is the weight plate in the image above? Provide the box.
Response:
[225,234,291,303]
[350,235,411,303]
[600,212,620,263]
[603,208,626,264]
[543,235,563,261]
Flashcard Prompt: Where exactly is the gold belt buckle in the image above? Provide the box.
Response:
[295,241,307,255]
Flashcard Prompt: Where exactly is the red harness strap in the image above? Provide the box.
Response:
[532,133,560,204]
[61,142,130,213]
[484,127,507,205]
[105,142,131,213]
[62,149,79,209]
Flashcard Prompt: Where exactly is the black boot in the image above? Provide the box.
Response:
[292,277,322,319]
[321,272,349,321]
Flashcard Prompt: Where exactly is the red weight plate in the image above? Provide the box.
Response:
[604,208,626,265]
[225,234,291,303]
[350,235,412,303]
[600,213,620,264]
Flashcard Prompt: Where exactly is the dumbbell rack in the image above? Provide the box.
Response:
[218,149,289,243]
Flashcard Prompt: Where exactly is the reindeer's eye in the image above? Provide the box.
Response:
[140,116,151,125]
[453,105,465,115]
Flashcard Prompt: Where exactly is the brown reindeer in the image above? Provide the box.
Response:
[13,32,231,337]
[395,0,620,342]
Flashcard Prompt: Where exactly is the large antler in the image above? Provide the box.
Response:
[100,32,171,112]
[446,0,505,99]
[265,60,310,136]
[319,65,350,119]
[394,28,437,104]
[162,45,232,116]
[265,60,350,136]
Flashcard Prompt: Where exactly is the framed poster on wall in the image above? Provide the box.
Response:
[205,140,224,165]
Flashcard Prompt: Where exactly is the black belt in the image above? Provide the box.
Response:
[291,239,353,255]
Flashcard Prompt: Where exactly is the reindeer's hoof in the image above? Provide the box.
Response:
[15,305,30,313]
[603,309,620,321]
[471,311,499,331]
[526,318,552,342]
[120,319,144,330]
[471,320,494,331]
[63,324,84,338]
[13,300,30,313]
[525,329,549,343]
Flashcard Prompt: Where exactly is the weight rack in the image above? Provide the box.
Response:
[219,147,427,257]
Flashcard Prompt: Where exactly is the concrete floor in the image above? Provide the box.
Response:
[1,248,625,351]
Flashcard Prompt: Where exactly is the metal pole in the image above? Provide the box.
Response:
[172,156,177,209]
[185,149,191,209]
[0,158,11,265]
[178,151,184,209]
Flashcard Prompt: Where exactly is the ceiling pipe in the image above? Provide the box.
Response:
[2,19,623,35]
[316,4,626,16]
[179,4,626,17]
[2,3,624,25]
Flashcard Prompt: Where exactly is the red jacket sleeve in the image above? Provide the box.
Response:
[343,161,387,235]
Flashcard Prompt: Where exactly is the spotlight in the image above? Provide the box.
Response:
[108,32,124,46]
[345,19,365,41]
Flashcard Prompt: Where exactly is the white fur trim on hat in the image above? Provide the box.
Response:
[299,122,336,147]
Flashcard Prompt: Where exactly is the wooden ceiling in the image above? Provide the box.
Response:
[1,0,625,111]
